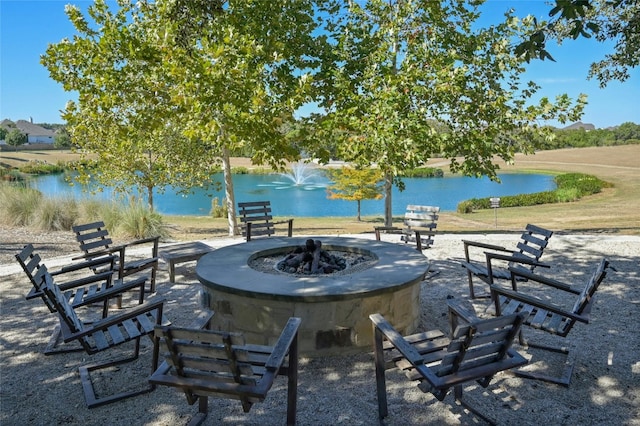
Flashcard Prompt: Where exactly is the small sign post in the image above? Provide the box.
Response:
[490,197,500,228]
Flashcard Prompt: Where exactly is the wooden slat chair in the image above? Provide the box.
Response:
[460,224,554,298]
[72,221,160,293]
[150,314,301,426]
[41,265,165,408]
[237,201,293,242]
[15,244,147,354]
[375,205,440,251]
[489,258,611,386]
[370,301,527,425]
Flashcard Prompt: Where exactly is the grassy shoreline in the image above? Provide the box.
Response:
[2,145,639,237]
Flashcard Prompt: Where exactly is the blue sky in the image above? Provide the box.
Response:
[1,0,638,128]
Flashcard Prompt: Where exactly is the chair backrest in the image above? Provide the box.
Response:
[509,224,554,270]
[237,201,276,238]
[570,258,609,315]
[436,313,525,377]
[72,221,114,255]
[401,205,440,250]
[158,326,253,378]
[40,266,87,344]
[15,244,56,312]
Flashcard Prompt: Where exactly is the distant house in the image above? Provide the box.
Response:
[0,118,56,144]
[562,122,596,131]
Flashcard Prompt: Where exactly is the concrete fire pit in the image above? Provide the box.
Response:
[196,236,429,356]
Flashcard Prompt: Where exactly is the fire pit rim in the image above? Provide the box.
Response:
[196,236,430,302]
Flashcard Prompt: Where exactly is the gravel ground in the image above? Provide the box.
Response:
[1,226,639,425]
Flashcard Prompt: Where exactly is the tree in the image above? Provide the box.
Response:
[0,127,7,141]
[311,0,586,227]
[327,167,383,221]
[515,0,639,86]
[54,129,72,149]
[143,0,321,235]
[42,0,225,210]
[5,129,27,149]
[42,0,320,234]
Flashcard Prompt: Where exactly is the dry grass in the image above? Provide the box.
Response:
[2,145,639,237]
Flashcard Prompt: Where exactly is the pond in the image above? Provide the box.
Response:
[28,170,555,217]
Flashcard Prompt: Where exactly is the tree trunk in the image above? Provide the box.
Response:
[357,200,361,221]
[147,185,154,211]
[221,146,237,236]
[384,172,393,227]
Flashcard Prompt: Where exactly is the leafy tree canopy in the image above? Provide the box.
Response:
[5,129,27,147]
[327,166,383,221]
[42,0,224,208]
[308,0,586,226]
[515,0,639,86]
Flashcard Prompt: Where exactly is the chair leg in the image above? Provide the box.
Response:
[514,341,576,387]
[43,324,84,355]
[79,338,155,408]
[150,266,157,293]
[453,385,496,426]
[185,397,209,426]
[287,333,299,426]
[372,327,389,419]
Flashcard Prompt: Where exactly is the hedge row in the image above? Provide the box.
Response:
[457,173,610,213]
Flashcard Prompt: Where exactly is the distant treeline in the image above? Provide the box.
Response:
[536,122,640,150]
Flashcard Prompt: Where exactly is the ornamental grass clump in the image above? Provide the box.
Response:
[33,195,78,231]
[0,183,42,226]
[117,201,168,240]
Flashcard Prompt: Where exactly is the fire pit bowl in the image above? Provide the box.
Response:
[196,236,429,356]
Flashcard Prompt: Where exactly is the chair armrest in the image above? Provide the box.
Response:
[507,266,579,293]
[54,256,117,276]
[447,300,477,324]
[369,314,443,386]
[121,236,160,258]
[462,239,509,263]
[65,298,166,341]
[122,236,160,249]
[490,286,590,323]
[462,240,508,252]
[58,270,114,292]
[446,300,477,337]
[484,252,551,268]
[190,310,216,330]
[74,276,147,308]
[370,313,425,366]
[72,246,125,261]
[264,317,302,370]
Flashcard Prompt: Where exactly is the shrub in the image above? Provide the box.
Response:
[117,201,169,239]
[33,195,78,230]
[1,169,26,182]
[210,197,228,218]
[0,183,42,226]
[231,166,249,174]
[457,200,474,214]
[18,162,65,175]
[555,187,580,203]
[456,173,608,213]
[401,167,444,178]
